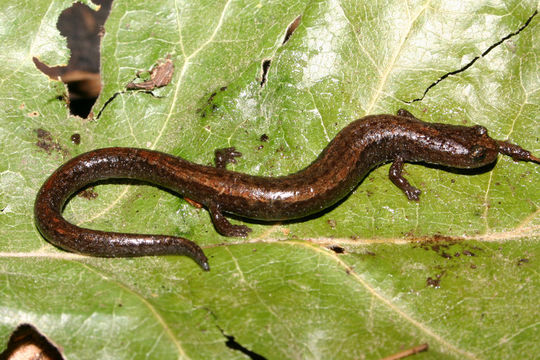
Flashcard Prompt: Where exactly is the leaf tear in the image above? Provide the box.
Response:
[95,91,120,119]
[282,15,302,44]
[405,9,538,103]
[260,59,272,87]
[215,324,267,360]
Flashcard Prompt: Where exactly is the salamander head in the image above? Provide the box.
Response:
[424,123,539,168]
[459,125,501,168]
[422,124,499,169]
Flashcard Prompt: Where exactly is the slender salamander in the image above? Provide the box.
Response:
[34,109,539,270]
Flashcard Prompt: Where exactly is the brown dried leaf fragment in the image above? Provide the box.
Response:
[126,57,174,91]
[380,343,429,360]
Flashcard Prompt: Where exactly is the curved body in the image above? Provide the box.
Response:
[34,111,539,270]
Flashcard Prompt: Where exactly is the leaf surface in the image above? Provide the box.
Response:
[0,0,538,359]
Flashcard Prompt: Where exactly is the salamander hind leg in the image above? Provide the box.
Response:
[214,147,242,168]
[397,109,418,119]
[208,202,252,237]
[389,156,421,201]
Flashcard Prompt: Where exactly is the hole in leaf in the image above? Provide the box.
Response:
[328,245,345,254]
[283,15,301,44]
[260,59,272,87]
[222,333,267,360]
[33,0,113,118]
[0,323,64,360]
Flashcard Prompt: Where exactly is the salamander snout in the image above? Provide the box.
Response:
[466,125,540,166]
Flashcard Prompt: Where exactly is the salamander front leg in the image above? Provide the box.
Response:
[215,147,242,168]
[210,147,251,236]
[208,203,252,237]
[184,147,244,208]
[389,157,421,201]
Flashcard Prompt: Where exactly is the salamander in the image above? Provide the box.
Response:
[34,109,539,270]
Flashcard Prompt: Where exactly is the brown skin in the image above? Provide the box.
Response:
[34,110,539,270]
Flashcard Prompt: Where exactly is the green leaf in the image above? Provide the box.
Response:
[1,0,538,359]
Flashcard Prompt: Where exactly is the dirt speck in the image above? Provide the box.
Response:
[70,133,81,144]
[426,271,445,288]
[441,251,452,259]
[78,188,98,199]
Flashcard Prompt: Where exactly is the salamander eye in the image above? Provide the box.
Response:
[471,146,486,159]
[473,125,487,136]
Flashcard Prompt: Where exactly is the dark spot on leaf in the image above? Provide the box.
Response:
[0,323,64,360]
[35,129,69,157]
[70,133,81,145]
[470,263,477,269]
[328,245,345,254]
[327,219,336,228]
[441,251,452,259]
[462,250,475,257]
[426,271,445,288]
[257,145,264,150]
[517,258,529,266]
[260,133,269,142]
[207,92,217,104]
